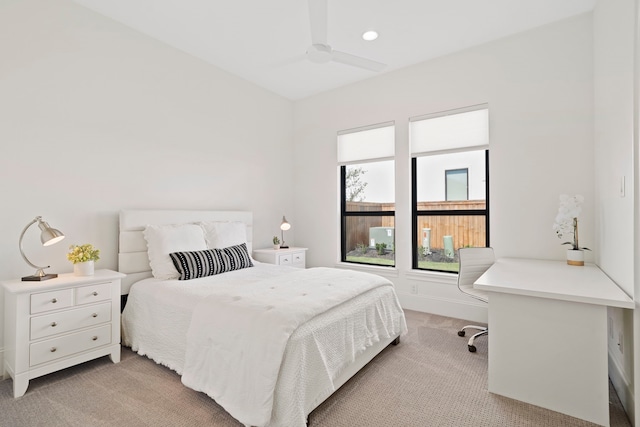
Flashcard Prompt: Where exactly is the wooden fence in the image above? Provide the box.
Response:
[345,200,486,252]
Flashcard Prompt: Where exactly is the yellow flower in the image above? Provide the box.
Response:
[67,244,100,264]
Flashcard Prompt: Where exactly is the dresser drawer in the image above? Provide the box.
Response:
[291,251,305,268]
[30,302,112,340]
[30,324,112,367]
[278,254,293,265]
[76,282,112,305]
[31,289,74,314]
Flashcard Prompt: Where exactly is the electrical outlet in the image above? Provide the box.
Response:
[618,332,624,353]
[411,284,418,294]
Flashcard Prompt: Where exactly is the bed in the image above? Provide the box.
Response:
[118,210,407,427]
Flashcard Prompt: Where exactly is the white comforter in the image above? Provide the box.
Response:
[122,264,407,427]
[181,267,393,427]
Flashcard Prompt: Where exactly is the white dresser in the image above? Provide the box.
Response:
[2,269,125,397]
[253,247,308,268]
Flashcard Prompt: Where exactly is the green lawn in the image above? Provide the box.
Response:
[346,256,395,266]
[417,261,459,272]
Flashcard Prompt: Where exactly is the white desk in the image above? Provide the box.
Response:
[474,258,634,426]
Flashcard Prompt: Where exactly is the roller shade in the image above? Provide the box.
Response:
[337,122,394,165]
[410,106,488,156]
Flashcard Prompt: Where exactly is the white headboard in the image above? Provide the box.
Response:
[118,210,253,294]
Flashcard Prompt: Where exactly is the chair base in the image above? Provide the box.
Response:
[458,325,488,352]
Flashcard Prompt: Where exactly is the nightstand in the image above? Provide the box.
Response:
[2,269,125,398]
[253,247,308,268]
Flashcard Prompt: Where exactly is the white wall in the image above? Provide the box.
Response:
[293,14,594,321]
[593,0,637,421]
[0,0,293,366]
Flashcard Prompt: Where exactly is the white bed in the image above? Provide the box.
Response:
[118,210,407,427]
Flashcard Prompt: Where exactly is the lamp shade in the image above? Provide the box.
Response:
[280,216,291,231]
[39,220,65,246]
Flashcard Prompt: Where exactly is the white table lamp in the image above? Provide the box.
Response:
[280,216,291,249]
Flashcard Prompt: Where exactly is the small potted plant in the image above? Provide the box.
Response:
[272,236,280,250]
[67,243,100,276]
[553,194,590,266]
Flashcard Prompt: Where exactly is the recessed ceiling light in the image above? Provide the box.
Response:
[362,30,379,41]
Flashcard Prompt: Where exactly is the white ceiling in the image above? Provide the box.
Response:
[73,0,597,100]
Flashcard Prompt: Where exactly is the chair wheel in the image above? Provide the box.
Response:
[457,330,465,337]
[468,345,477,352]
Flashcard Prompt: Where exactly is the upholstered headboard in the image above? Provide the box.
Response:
[118,210,253,294]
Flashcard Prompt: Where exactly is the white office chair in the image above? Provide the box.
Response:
[456,247,495,352]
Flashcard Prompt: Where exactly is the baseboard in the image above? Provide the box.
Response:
[397,291,488,324]
[608,349,634,424]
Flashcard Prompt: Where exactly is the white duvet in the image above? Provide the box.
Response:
[122,264,407,427]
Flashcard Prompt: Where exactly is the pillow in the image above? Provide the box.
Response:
[169,243,254,280]
[200,221,248,249]
[143,223,208,280]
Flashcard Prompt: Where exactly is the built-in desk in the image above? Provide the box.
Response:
[474,258,633,426]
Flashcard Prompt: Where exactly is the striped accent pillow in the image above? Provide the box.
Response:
[169,243,254,280]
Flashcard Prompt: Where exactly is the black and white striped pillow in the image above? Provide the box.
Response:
[169,243,254,280]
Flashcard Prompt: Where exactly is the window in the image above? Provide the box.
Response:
[410,105,489,273]
[445,168,468,201]
[338,123,395,267]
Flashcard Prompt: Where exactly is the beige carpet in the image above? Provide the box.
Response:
[0,310,631,427]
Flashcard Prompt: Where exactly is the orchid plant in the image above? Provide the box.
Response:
[67,244,100,264]
[552,194,590,251]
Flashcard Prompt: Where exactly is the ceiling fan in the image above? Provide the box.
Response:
[305,0,386,72]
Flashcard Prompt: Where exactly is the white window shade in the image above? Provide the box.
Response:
[338,123,394,164]
[410,107,488,156]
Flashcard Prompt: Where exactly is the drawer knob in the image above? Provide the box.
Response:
[50,322,57,327]
[92,313,98,318]
[91,336,98,341]
[51,298,57,304]
[92,291,98,296]
[50,347,57,353]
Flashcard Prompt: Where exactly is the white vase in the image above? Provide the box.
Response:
[566,249,584,266]
[273,244,280,250]
[74,260,95,276]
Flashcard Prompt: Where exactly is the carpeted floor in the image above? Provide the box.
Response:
[0,310,631,426]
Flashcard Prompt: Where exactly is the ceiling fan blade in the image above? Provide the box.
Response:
[332,50,387,72]
[271,53,308,68]
[308,0,328,45]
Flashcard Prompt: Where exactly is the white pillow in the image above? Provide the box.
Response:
[200,221,248,249]
[143,223,207,280]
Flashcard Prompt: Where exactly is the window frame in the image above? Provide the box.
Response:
[340,164,396,267]
[411,150,490,272]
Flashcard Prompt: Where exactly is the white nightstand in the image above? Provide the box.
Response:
[2,269,125,398]
[253,247,308,268]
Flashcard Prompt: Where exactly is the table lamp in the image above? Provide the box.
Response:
[19,216,65,281]
[280,216,291,249]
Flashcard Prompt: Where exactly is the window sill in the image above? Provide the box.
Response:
[334,262,400,278]
[404,269,458,285]
[333,263,458,285]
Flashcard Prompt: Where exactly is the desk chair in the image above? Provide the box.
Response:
[456,247,495,352]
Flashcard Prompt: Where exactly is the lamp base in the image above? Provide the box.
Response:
[279,245,289,249]
[22,273,58,282]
